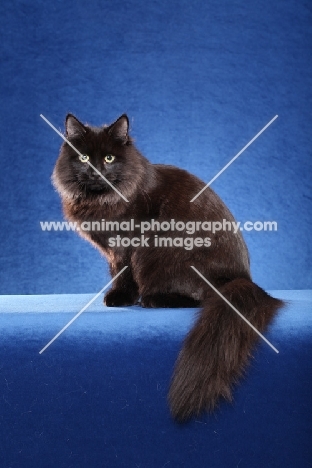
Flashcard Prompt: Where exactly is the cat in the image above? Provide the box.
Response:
[52,113,284,422]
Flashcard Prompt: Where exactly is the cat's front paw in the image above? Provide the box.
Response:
[104,289,138,307]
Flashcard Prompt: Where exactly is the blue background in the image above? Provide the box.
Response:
[0,0,311,294]
[0,1,311,467]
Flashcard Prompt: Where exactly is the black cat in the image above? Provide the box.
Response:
[52,114,284,422]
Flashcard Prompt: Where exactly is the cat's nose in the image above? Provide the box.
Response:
[89,171,104,181]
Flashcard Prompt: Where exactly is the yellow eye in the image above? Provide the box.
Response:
[79,154,89,163]
[104,154,115,164]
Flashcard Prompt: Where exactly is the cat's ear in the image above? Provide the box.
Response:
[65,114,86,138]
[108,114,129,144]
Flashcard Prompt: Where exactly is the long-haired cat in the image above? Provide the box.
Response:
[52,114,284,422]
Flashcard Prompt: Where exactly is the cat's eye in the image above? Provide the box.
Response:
[104,154,115,164]
[79,154,89,163]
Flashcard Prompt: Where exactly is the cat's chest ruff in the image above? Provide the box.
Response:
[63,198,129,223]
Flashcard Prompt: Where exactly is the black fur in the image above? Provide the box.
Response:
[52,114,284,422]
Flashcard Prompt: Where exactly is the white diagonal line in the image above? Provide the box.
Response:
[190,266,279,353]
[190,115,278,202]
[40,114,86,157]
[39,266,128,354]
[40,114,129,202]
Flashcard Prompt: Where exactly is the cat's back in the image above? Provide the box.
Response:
[152,163,205,195]
[151,163,231,219]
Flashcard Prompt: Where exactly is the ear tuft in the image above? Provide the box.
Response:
[108,114,129,143]
[65,114,86,138]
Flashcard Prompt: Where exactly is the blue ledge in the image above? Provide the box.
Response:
[0,291,311,468]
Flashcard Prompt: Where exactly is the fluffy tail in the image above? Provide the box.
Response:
[168,278,284,422]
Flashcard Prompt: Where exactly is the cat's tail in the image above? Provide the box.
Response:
[168,278,284,422]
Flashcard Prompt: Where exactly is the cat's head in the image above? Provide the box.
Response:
[52,114,148,203]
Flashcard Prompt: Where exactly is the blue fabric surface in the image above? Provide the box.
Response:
[0,291,311,467]
[0,0,311,295]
